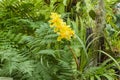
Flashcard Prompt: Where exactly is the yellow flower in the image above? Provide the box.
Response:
[49,18,62,24]
[59,26,74,40]
[50,12,61,19]
[49,12,74,41]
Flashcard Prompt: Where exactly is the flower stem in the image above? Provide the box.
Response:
[68,45,79,70]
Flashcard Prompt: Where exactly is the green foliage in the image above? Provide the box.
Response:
[0,31,34,79]
[0,49,34,76]
[0,0,120,80]
[25,23,75,80]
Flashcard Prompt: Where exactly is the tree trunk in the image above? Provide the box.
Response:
[94,0,105,64]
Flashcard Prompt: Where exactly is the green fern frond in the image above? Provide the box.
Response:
[0,49,34,76]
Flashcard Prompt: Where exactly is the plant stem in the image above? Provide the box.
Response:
[68,45,79,70]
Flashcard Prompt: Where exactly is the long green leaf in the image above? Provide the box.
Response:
[76,34,88,60]
[97,50,120,70]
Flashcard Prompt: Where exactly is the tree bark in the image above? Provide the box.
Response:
[94,0,105,64]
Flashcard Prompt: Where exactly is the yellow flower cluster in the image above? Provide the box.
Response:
[49,12,74,41]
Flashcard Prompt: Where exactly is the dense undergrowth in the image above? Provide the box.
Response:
[0,0,120,80]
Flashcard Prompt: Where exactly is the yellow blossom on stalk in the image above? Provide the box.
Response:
[49,13,62,25]
[49,12,74,41]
